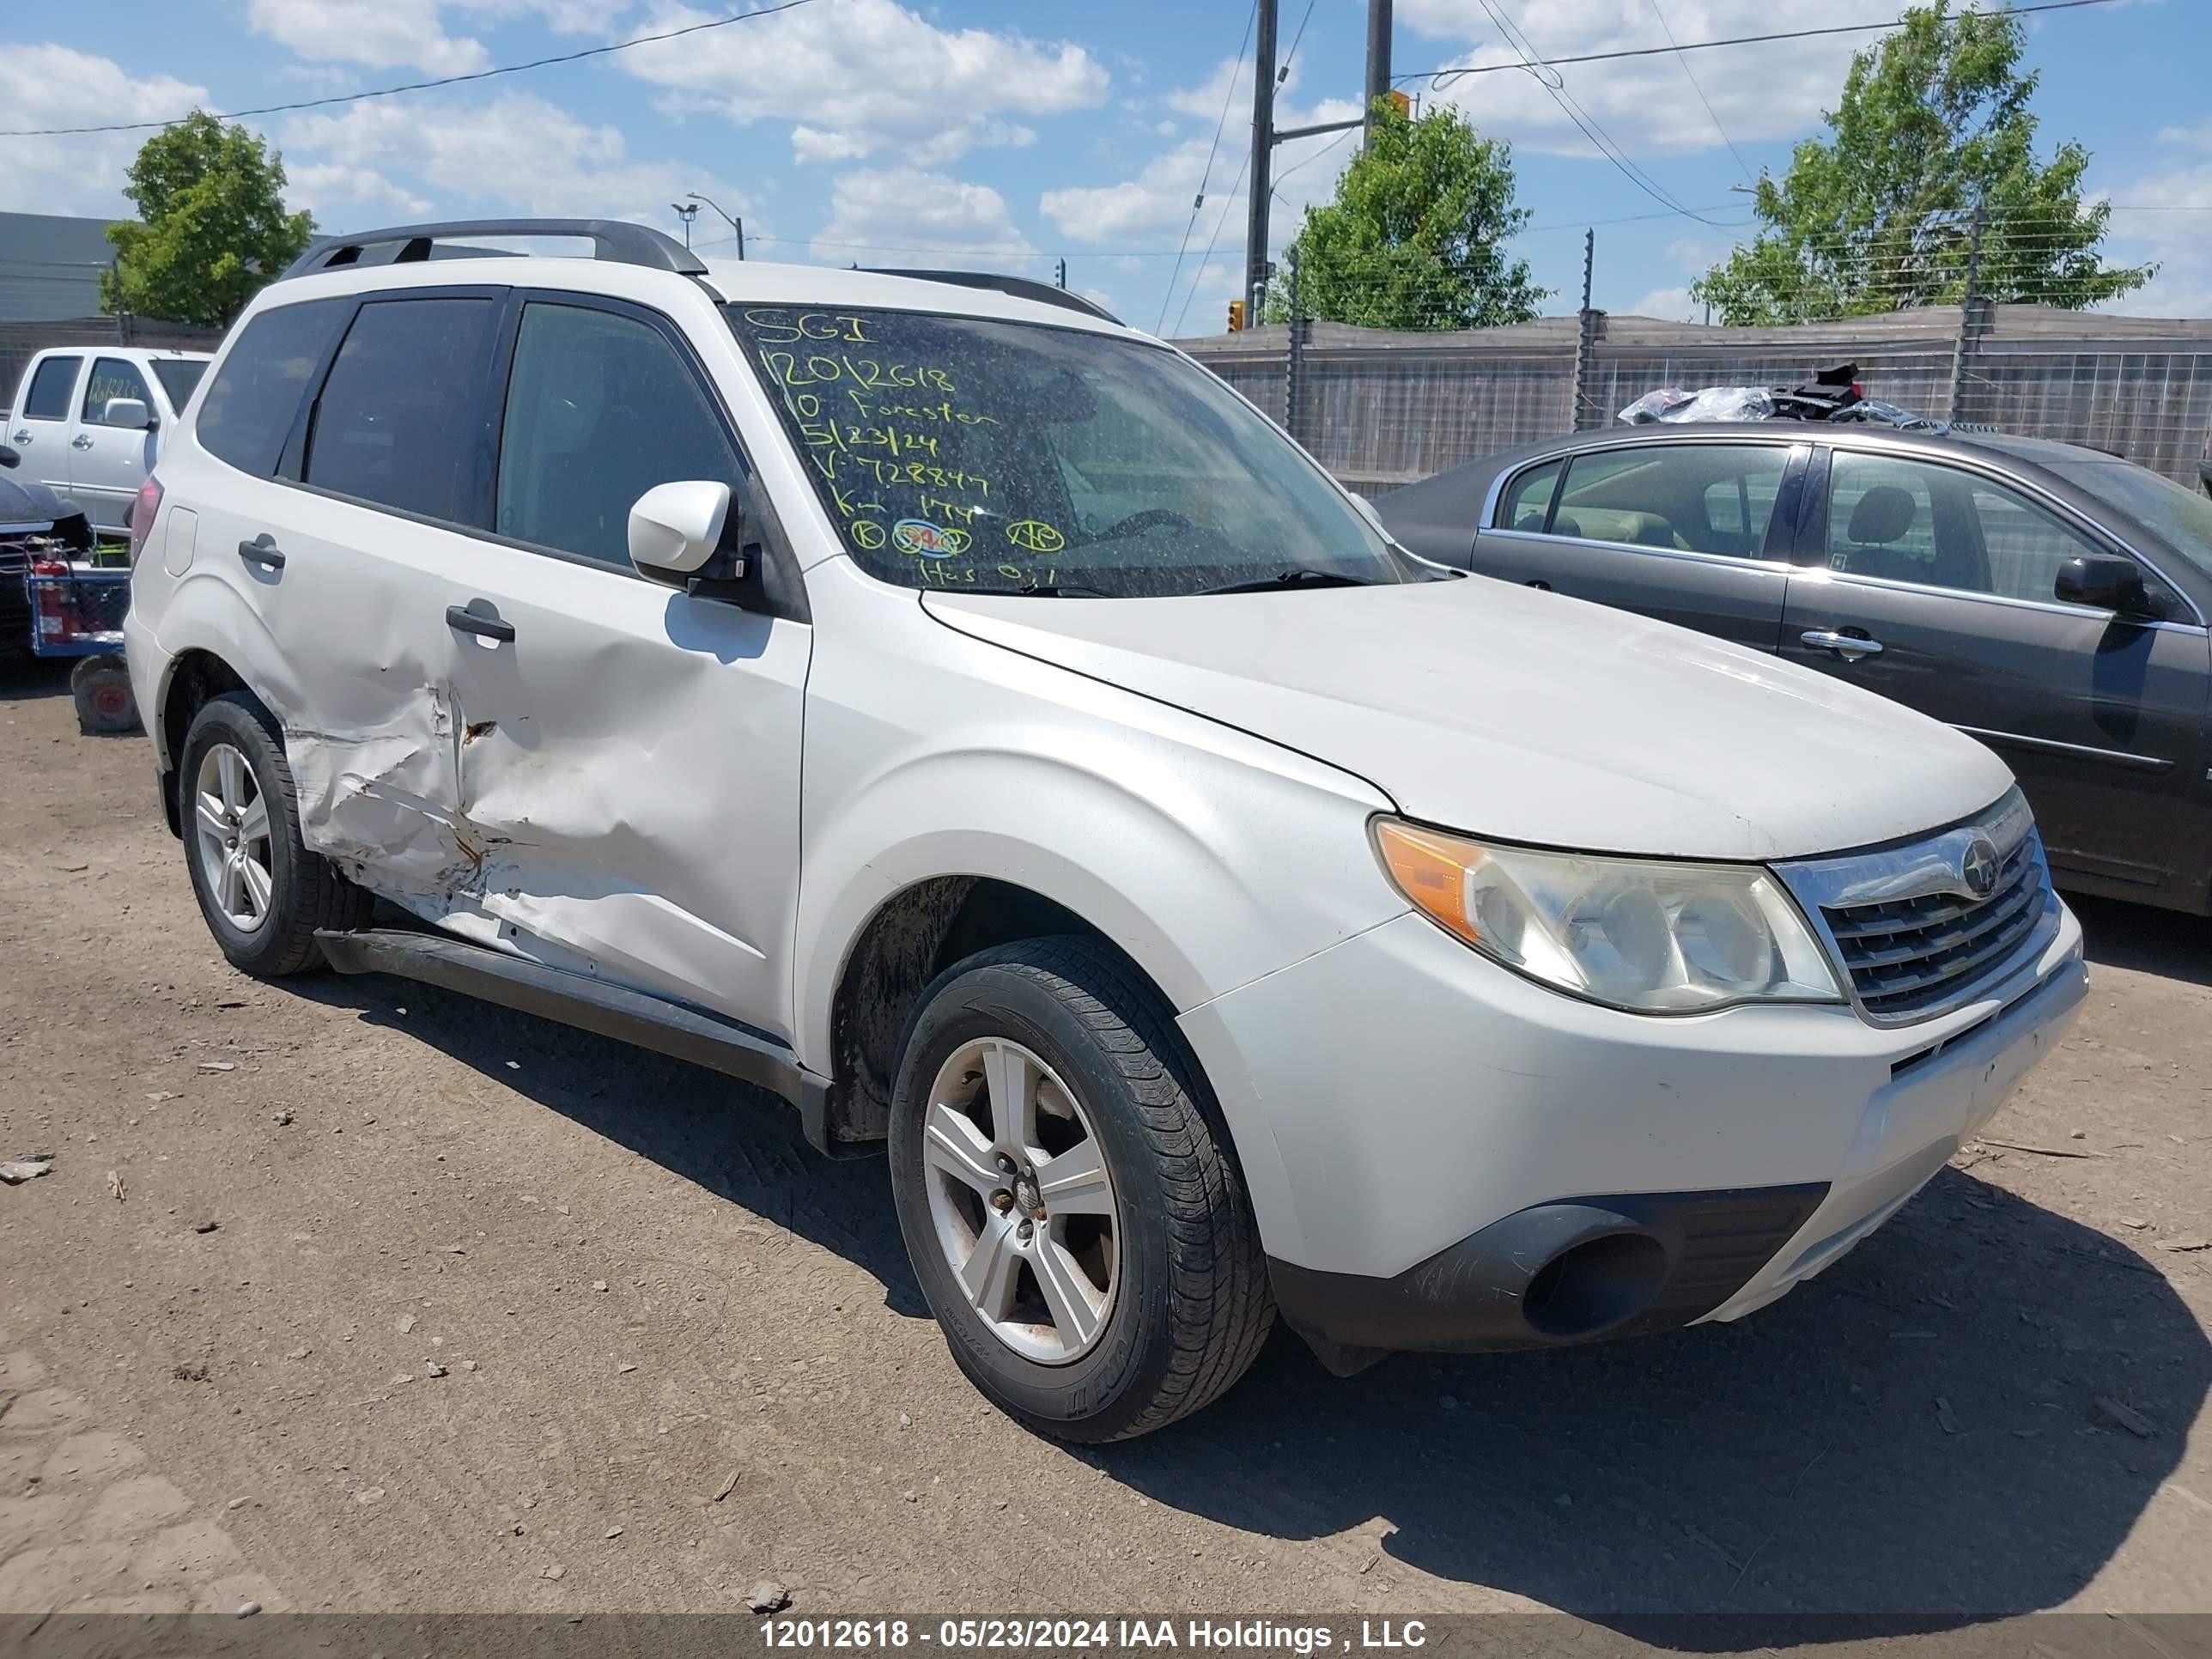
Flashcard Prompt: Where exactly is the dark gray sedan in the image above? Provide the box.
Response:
[1378,423,2212,915]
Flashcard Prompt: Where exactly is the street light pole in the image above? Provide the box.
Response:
[670,202,698,249]
[687,192,744,260]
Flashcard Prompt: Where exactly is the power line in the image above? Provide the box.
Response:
[0,0,816,137]
[1645,0,1753,182]
[1159,0,1258,333]
[1278,0,1320,83]
[1172,149,1252,336]
[1473,0,1725,228]
[1400,0,2122,88]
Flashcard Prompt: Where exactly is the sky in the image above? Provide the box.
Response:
[3,0,2209,336]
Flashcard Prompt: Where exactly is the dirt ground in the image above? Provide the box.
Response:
[0,651,2207,1635]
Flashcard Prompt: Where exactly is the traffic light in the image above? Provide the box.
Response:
[1227,299,1246,332]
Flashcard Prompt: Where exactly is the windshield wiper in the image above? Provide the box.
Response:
[1016,579,1115,598]
[1197,568,1378,596]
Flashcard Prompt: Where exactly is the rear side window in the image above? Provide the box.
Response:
[1496,459,1562,531]
[83,357,153,425]
[21,356,81,421]
[305,297,499,525]
[1553,443,1790,556]
[150,359,208,411]
[198,300,349,477]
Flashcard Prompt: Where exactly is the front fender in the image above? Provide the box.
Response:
[793,625,1410,1264]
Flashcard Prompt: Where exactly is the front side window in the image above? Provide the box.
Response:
[496,301,744,568]
[1550,443,1790,557]
[2049,458,2212,587]
[1825,450,2106,604]
[82,358,154,426]
[725,306,1411,597]
[305,297,498,524]
[198,300,350,477]
[21,356,81,422]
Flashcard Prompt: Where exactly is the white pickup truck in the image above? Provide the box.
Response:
[6,346,212,533]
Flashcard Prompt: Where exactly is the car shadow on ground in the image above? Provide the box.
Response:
[2071,892,2212,988]
[294,968,2205,1644]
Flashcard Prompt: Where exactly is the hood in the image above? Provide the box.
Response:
[0,468,63,526]
[921,576,2014,862]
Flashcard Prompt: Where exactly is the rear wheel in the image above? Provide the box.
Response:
[889,938,1274,1442]
[178,691,371,977]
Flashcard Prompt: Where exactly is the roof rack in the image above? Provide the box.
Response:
[864,269,1120,325]
[281,219,707,282]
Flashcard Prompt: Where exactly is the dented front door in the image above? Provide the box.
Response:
[431,542,809,1034]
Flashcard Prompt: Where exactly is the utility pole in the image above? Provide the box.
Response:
[1243,0,1278,321]
[1363,0,1392,137]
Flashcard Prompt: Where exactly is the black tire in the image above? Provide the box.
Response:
[177,690,372,977]
[70,656,140,735]
[888,937,1274,1443]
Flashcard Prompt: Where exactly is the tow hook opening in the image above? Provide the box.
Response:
[1521,1231,1669,1339]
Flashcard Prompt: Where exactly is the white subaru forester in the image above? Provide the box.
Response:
[124,220,2086,1442]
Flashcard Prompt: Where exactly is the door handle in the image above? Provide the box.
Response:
[12,430,30,445]
[70,434,94,451]
[1525,578,1553,591]
[447,603,515,644]
[1801,629,1883,661]
[238,535,286,571]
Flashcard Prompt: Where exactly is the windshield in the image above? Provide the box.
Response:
[2052,459,2212,582]
[150,359,208,411]
[724,305,1413,596]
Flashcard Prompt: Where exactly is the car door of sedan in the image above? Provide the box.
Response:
[1465,437,1807,653]
[1778,442,2212,908]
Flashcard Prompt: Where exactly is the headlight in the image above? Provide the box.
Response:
[1372,818,1844,1014]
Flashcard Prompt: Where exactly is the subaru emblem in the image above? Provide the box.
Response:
[1960,833,2000,899]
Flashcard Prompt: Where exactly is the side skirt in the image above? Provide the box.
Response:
[315,927,842,1153]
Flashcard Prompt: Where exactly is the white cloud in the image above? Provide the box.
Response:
[811,167,1036,269]
[1626,284,1700,321]
[0,46,209,217]
[286,161,433,220]
[618,0,1107,166]
[1399,0,1907,157]
[281,91,750,226]
[1039,54,1358,255]
[246,0,490,75]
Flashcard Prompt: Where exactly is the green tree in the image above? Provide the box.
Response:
[1263,99,1546,331]
[1693,2,2150,325]
[101,112,316,327]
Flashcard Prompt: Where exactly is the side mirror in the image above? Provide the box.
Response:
[102,398,153,431]
[1348,491,1388,535]
[2054,552,2150,616]
[0,444,17,470]
[630,480,743,595]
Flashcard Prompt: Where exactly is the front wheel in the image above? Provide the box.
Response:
[888,938,1274,1442]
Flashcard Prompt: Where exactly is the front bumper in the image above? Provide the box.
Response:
[1179,896,2085,1363]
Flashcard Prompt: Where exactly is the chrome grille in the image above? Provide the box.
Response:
[1777,788,2057,1026]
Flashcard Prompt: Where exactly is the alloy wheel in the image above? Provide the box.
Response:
[921,1037,1120,1364]
[192,742,275,933]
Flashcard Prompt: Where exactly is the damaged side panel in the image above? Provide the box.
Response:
[280,521,811,1045]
